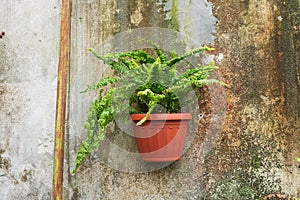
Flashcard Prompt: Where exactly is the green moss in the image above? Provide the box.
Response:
[248,91,259,99]
[204,132,284,198]
[252,154,262,169]
[183,0,192,39]
[210,174,259,200]
[168,0,180,31]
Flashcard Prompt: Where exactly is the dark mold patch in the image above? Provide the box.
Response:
[0,31,5,39]
[0,149,11,171]
[71,187,79,200]
[204,0,300,198]
[21,168,33,182]
[0,84,22,122]
[276,0,300,120]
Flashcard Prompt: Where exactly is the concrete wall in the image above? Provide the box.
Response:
[68,0,300,199]
[0,0,60,199]
[0,0,299,199]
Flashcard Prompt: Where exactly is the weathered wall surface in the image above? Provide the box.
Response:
[69,0,300,199]
[202,0,300,198]
[0,0,60,199]
[67,0,223,199]
[0,0,299,199]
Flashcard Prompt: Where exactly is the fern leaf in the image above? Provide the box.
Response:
[143,39,168,63]
[166,46,214,67]
[81,77,120,93]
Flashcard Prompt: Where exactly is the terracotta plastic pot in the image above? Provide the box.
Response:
[130,113,192,162]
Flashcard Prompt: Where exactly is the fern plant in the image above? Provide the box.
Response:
[73,40,225,173]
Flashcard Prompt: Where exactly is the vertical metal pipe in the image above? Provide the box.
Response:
[52,0,71,199]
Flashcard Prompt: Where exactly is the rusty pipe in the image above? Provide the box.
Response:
[52,0,71,199]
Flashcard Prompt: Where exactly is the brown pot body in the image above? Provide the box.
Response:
[130,113,192,162]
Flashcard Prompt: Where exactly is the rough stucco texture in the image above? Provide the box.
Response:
[204,0,300,198]
[67,0,221,199]
[0,0,60,199]
[0,0,299,199]
[68,0,300,199]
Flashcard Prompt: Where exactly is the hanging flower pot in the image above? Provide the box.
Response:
[73,40,225,173]
[131,113,192,162]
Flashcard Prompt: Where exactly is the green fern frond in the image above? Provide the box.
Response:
[136,89,165,125]
[87,48,129,73]
[166,46,214,67]
[81,77,120,93]
[74,40,226,173]
[143,39,168,63]
[191,79,226,88]
[72,89,114,173]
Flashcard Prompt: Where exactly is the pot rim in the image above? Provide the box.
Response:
[130,113,192,121]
